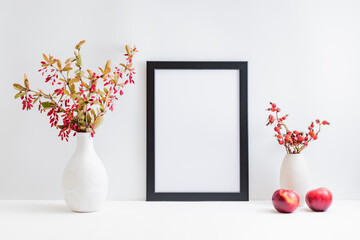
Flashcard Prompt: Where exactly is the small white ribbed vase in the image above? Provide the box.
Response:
[62,133,108,212]
[280,154,309,207]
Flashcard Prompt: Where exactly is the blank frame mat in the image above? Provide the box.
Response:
[154,69,240,193]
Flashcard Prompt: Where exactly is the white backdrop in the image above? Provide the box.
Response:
[0,0,359,200]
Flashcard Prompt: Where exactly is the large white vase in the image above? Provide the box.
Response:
[280,154,309,207]
[62,133,108,212]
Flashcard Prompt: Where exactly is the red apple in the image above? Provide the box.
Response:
[306,187,332,212]
[272,189,300,213]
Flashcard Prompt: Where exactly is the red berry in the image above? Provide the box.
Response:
[277,135,282,139]
[322,121,329,125]
[271,103,276,108]
[276,108,281,112]
[274,127,280,133]
[287,131,292,135]
[279,140,284,145]
[271,108,276,112]
[305,142,308,146]
[294,131,299,135]
[316,119,320,124]
[277,123,281,128]
[313,135,318,140]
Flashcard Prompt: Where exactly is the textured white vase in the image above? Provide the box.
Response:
[280,153,309,207]
[62,133,108,212]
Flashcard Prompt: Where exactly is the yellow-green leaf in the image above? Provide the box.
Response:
[41,102,54,109]
[91,109,96,118]
[96,90,105,96]
[114,73,119,81]
[14,92,26,99]
[69,78,80,84]
[62,67,73,71]
[56,59,62,69]
[78,99,85,109]
[103,67,110,75]
[93,116,104,129]
[77,54,82,67]
[105,60,111,70]
[80,80,89,89]
[86,113,92,123]
[33,97,39,104]
[70,84,75,94]
[13,83,26,91]
[125,45,130,55]
[70,93,80,100]
[65,57,76,64]
[77,111,84,120]
[24,74,29,89]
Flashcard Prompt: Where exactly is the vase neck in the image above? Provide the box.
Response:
[76,133,94,152]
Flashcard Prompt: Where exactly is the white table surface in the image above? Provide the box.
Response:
[0,200,358,240]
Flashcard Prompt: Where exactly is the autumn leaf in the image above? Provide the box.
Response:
[75,40,86,50]
[56,59,62,70]
[33,97,39,104]
[62,67,73,71]
[14,92,26,99]
[70,84,75,94]
[65,57,76,64]
[24,74,29,89]
[80,79,89,89]
[93,116,104,129]
[41,102,54,109]
[105,60,111,70]
[77,54,82,67]
[42,53,49,63]
[70,93,80,100]
[91,109,96,118]
[69,78,80,84]
[13,83,26,91]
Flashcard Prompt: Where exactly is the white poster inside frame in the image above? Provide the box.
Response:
[154,69,241,193]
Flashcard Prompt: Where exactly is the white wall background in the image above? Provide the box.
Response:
[0,0,359,200]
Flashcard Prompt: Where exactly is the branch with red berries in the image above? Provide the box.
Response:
[266,102,329,154]
[13,40,138,141]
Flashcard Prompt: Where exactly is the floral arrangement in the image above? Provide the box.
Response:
[13,40,137,141]
[266,102,329,154]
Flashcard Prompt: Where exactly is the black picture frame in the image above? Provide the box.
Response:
[147,61,248,201]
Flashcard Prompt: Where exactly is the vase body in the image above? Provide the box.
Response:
[280,154,309,207]
[62,133,108,212]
